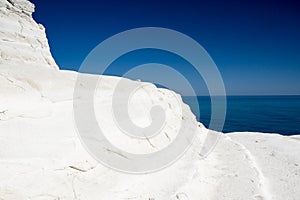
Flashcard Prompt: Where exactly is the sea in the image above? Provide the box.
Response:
[182,95,300,135]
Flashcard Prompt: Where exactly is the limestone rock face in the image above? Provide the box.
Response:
[0,0,58,69]
[0,0,300,199]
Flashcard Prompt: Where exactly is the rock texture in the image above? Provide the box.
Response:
[0,0,299,199]
[0,0,58,69]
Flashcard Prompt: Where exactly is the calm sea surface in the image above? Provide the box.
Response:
[182,95,300,135]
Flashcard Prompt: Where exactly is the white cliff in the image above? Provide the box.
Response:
[0,0,299,199]
[0,0,57,69]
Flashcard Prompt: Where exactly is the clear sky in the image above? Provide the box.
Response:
[30,0,300,95]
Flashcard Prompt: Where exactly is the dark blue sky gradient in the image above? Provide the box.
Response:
[30,0,300,95]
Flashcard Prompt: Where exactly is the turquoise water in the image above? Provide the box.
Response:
[182,95,300,135]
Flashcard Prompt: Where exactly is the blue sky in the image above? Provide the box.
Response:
[31,0,300,95]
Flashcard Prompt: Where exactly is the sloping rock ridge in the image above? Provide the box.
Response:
[0,0,58,69]
[0,0,299,199]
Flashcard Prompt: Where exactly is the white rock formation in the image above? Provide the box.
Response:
[0,0,58,69]
[0,0,299,199]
